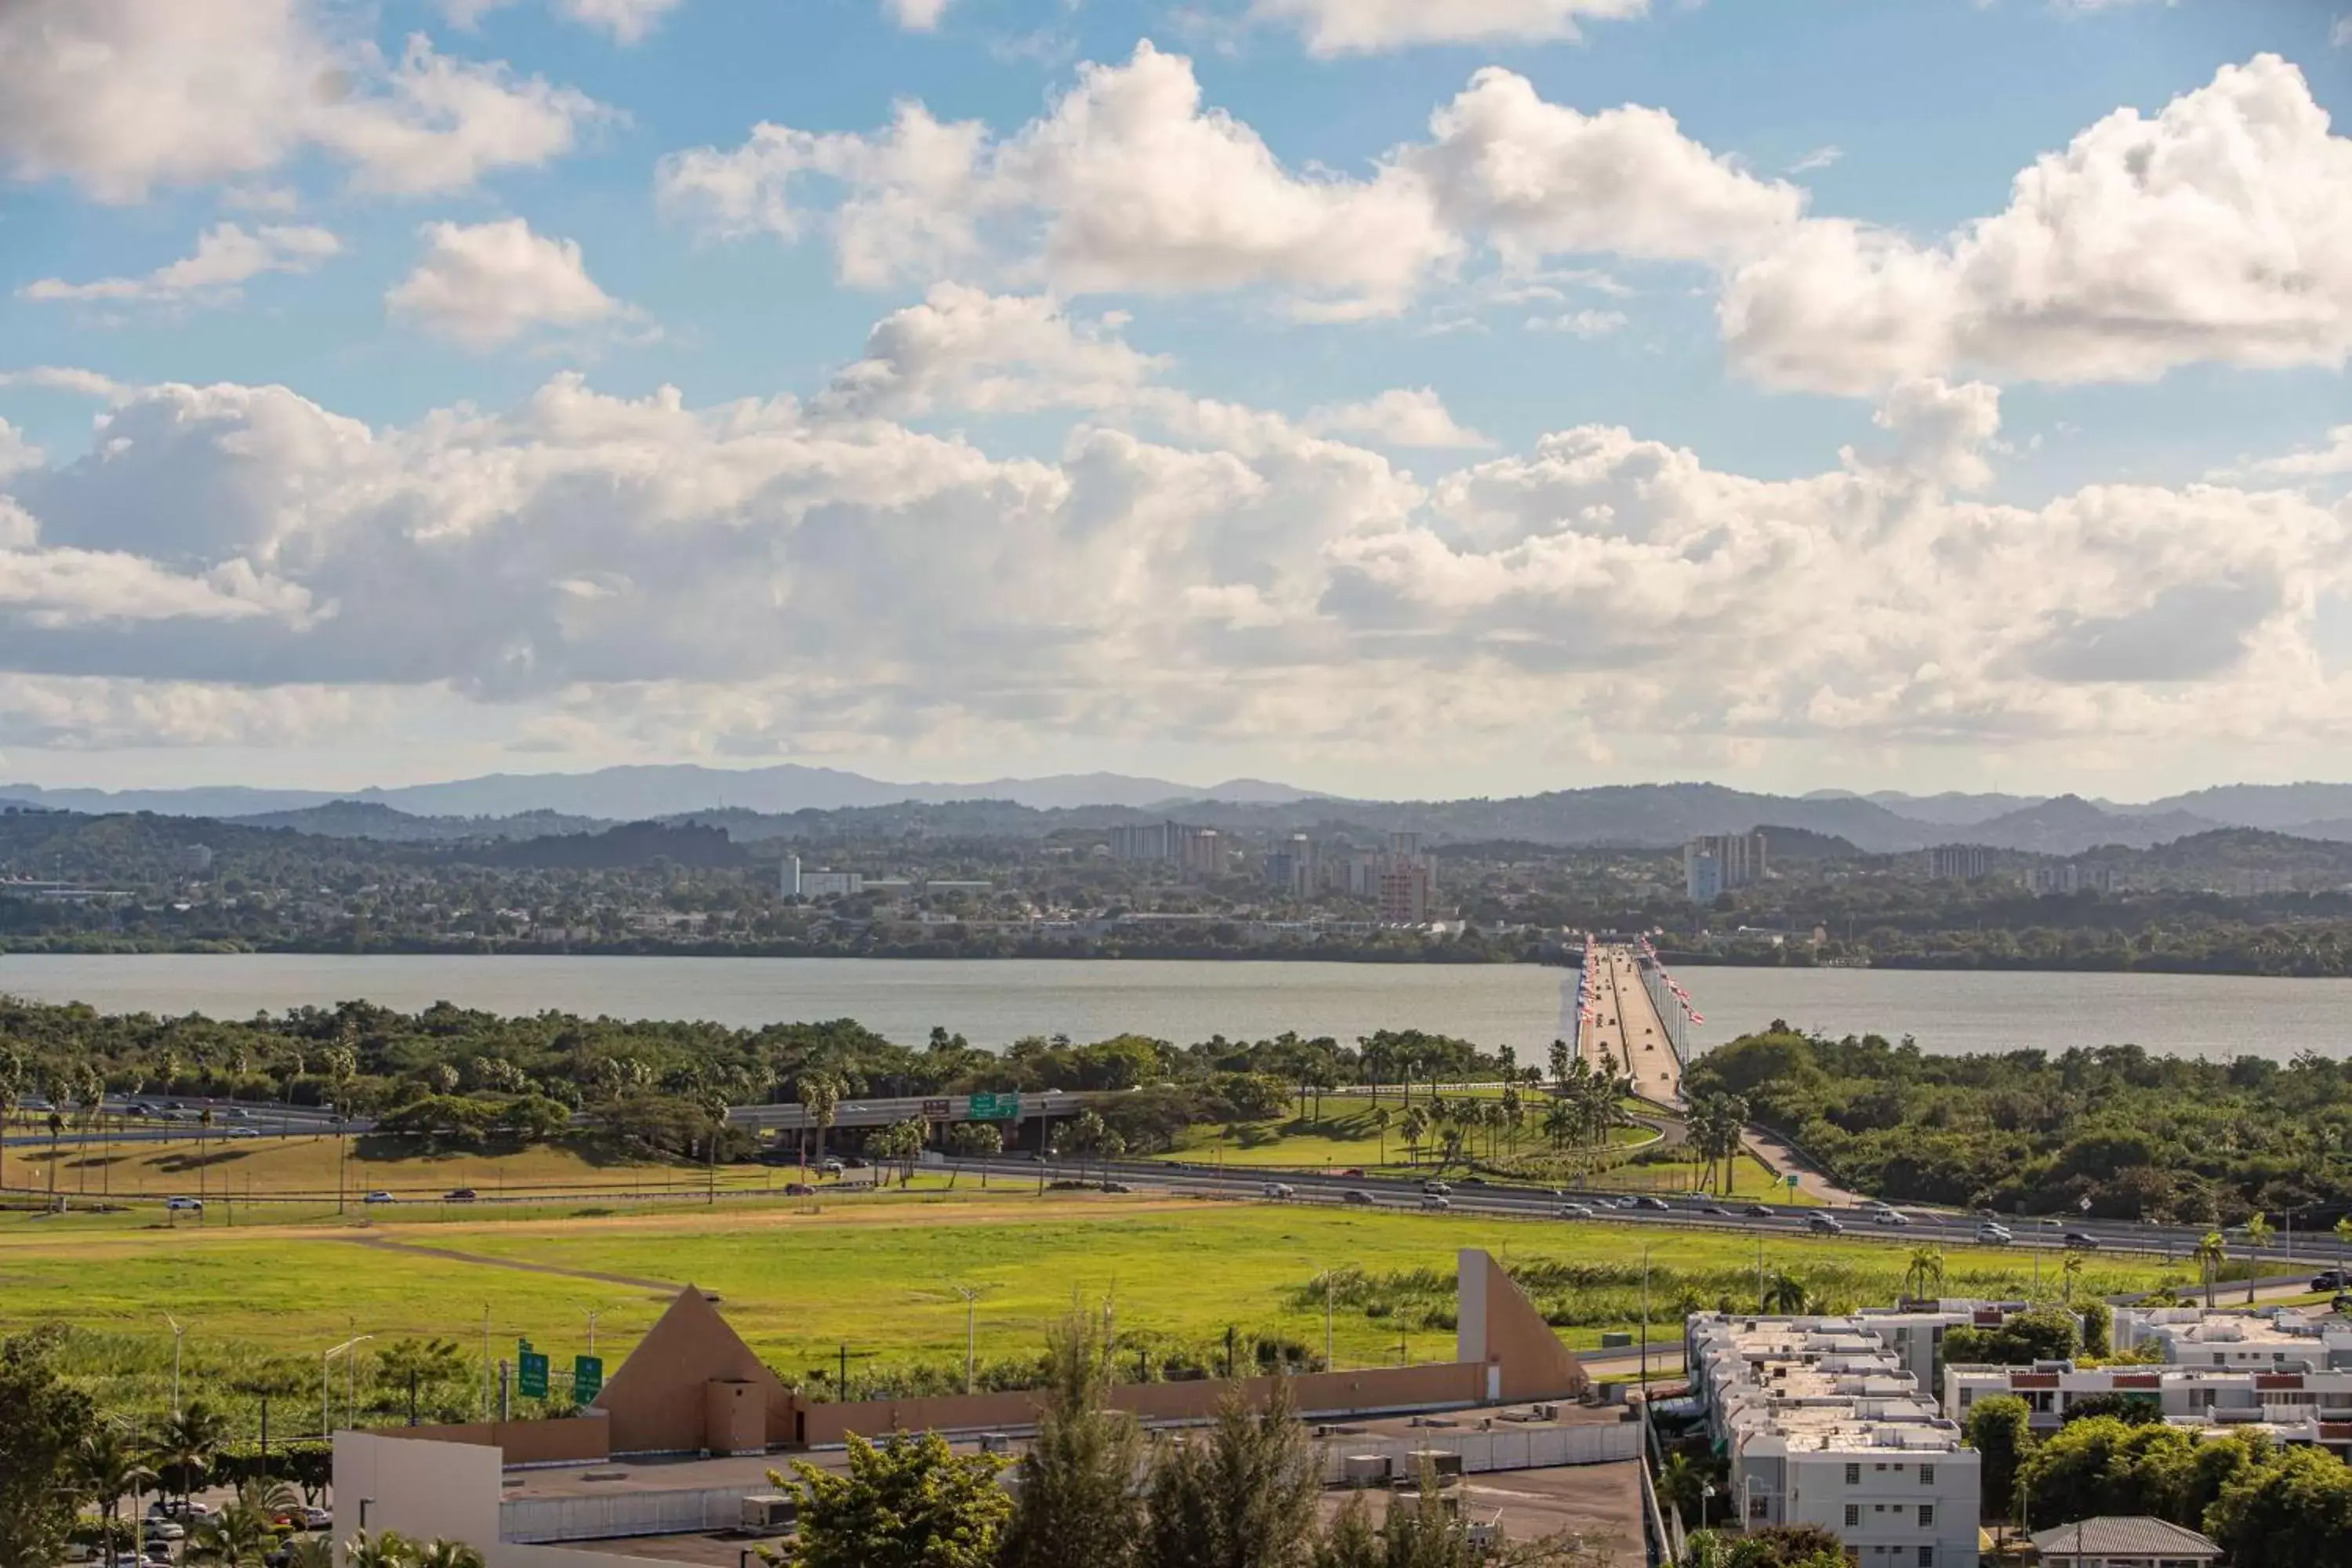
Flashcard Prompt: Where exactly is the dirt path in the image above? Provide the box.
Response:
[336,1232,687,1294]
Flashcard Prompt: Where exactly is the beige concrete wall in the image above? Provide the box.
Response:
[332,1432,504,1565]
[591,1287,793,1455]
[365,1417,610,1466]
[800,1361,1485,1446]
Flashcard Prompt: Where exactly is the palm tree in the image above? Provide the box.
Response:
[283,1541,335,1568]
[800,1073,843,1171]
[2244,1213,2275,1302]
[2336,1214,2352,1284]
[151,1401,231,1513]
[1370,1105,1391,1166]
[186,1483,294,1568]
[1904,1247,1946,1303]
[1762,1270,1809,1314]
[344,1530,421,1568]
[2060,1251,2085,1305]
[1399,1105,1429,1166]
[2194,1230,2227,1308]
[412,1541,488,1568]
[78,1426,158,1556]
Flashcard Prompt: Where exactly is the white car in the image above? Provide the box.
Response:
[1558,1203,1596,1219]
[364,1191,397,1204]
[1871,1208,1911,1227]
[162,1196,203,1212]
[143,1523,184,1541]
[228,1128,260,1139]
[1976,1223,2013,1244]
[1260,1182,1296,1200]
[1421,1195,1452,1212]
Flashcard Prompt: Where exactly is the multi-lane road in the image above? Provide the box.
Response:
[1579,943,1683,1104]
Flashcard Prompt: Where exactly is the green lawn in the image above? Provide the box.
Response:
[0,1189,2190,1435]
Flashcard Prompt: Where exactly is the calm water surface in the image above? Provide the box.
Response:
[0,953,2345,1060]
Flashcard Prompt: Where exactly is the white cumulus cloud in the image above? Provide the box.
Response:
[386,220,623,347]
[1305,389,1494,449]
[1250,0,1648,54]
[0,0,604,201]
[21,223,342,307]
[442,0,686,43]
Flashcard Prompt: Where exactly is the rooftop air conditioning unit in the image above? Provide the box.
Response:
[740,1495,797,1535]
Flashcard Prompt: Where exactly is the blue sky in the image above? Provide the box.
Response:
[0,0,2348,801]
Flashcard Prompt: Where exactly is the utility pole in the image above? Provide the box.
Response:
[1324,1271,1336,1372]
[946,1284,982,1395]
[582,1305,604,1358]
[481,1305,492,1421]
[164,1313,184,1417]
[1639,1246,1651,1391]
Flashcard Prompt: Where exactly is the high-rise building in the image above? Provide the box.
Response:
[1684,833,1766,902]
[1264,833,1319,895]
[1926,844,1990,881]
[779,855,800,897]
[2026,862,2114,896]
[1374,831,1436,923]
[1177,827,1228,880]
[1108,822,1177,862]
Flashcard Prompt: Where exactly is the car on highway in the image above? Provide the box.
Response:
[228,1127,260,1139]
[1102,1181,1134,1194]
[2063,1232,2100,1250]
[364,1191,396,1204]
[1634,1196,1671,1211]
[1420,1195,1452,1212]
[1976,1223,2013,1244]
[1344,1190,1375,1207]
[1743,1203,1776,1218]
[1871,1208,1911,1227]
[821,1158,845,1175]
[1808,1214,1846,1235]
[1856,1197,1892,1212]
[162,1196,202,1212]
[1699,1205,1733,1218]
[783,1181,817,1196]
[226,1108,250,1121]
[444,1188,479,1203]
[1421,1181,1451,1196]
[1613,1196,1641,1210]
[1260,1182,1296,1200]
[1558,1203,1596,1219]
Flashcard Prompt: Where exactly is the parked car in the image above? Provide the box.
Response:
[2314,1271,2347,1291]
[1558,1203,1596,1219]
[2063,1232,2101,1250]
[1420,1195,1452,1212]
[1344,1189,1375,1207]
[363,1191,396,1205]
[1260,1182,1296,1200]
[142,1522,184,1542]
[443,1188,478,1203]
[162,1196,203,1212]
[1808,1214,1846,1235]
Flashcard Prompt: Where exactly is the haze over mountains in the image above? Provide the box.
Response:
[12,767,2352,858]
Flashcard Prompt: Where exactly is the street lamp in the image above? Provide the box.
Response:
[163,1313,185,1417]
[945,1283,986,1395]
[324,1334,373,1439]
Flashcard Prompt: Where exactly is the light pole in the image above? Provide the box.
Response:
[164,1313,184,1417]
[582,1305,607,1358]
[324,1334,372,1439]
[946,1283,984,1395]
[347,1331,373,1429]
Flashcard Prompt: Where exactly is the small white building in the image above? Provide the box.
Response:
[2030,1516,2220,1568]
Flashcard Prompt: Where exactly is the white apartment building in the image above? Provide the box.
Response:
[798,869,863,898]
[1942,1308,2352,1457]
[1687,1313,1982,1567]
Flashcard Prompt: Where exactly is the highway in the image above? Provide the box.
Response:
[1579,943,1683,1104]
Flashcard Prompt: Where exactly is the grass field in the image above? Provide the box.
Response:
[1,1131,805,1203]
[0,1186,2193,1436]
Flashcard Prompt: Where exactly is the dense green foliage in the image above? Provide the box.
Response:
[1690,1025,2352,1221]
[0,1330,96,1568]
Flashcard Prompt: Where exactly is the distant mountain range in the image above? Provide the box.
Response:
[13,765,2352,858]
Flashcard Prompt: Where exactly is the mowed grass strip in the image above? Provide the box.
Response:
[0,1193,2189,1399]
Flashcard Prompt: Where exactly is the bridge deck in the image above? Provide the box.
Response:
[1577,944,1683,1105]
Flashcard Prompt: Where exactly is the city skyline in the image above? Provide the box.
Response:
[0,0,2347,800]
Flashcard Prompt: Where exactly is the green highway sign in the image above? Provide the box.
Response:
[1785,1174,1801,1189]
[573,1355,604,1403]
[517,1341,550,1400]
[967,1092,1021,1120]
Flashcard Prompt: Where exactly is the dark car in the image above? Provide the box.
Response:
[1744,1203,1776,1217]
[1344,1190,1375,1207]
[2314,1271,2347,1291]
[784,1181,817,1196]
[2063,1231,2100,1250]
[1634,1196,1671,1211]
[444,1188,479,1203]
[1699,1204,1732,1217]
[1808,1214,1846,1234]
